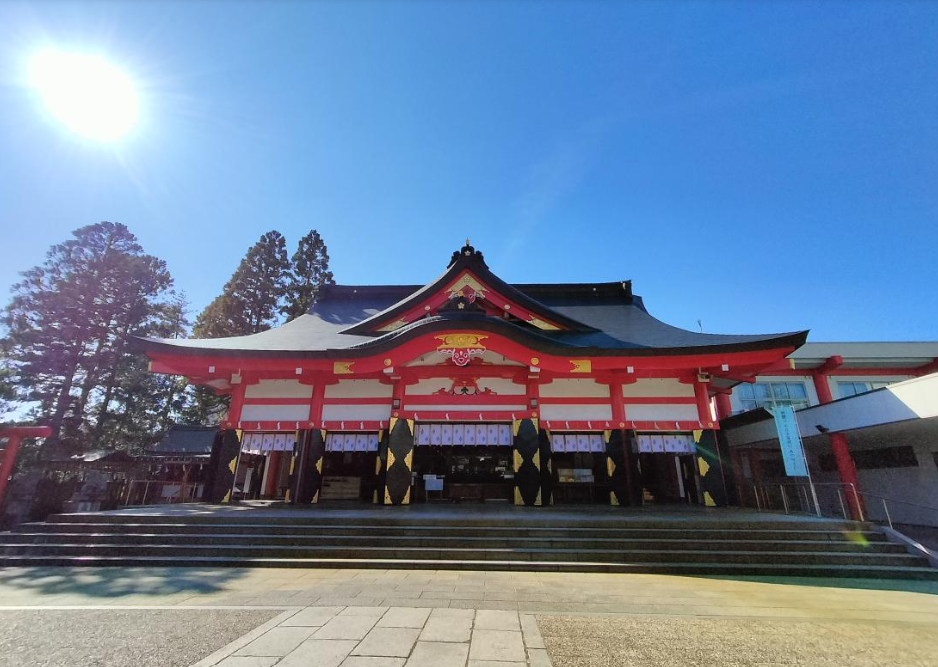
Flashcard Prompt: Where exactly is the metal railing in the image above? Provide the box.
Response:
[752,480,938,529]
[122,480,203,506]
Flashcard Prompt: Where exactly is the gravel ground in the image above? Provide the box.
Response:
[0,609,278,667]
[536,614,938,667]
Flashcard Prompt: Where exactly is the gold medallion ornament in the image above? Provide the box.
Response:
[436,333,488,367]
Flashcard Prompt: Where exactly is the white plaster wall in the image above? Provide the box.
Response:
[478,378,526,395]
[325,379,393,398]
[406,403,527,412]
[405,378,525,396]
[540,404,613,420]
[624,404,699,421]
[621,379,693,398]
[406,379,455,395]
[241,404,310,421]
[796,373,938,433]
[541,378,610,398]
[244,380,313,399]
[322,404,392,421]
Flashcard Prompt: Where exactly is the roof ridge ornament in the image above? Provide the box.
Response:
[451,240,486,267]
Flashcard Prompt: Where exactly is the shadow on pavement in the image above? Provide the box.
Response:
[0,566,250,600]
[696,574,938,595]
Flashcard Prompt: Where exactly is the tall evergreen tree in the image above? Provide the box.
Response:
[189,231,290,424]
[2,222,174,454]
[95,292,192,451]
[283,229,335,321]
[194,231,290,337]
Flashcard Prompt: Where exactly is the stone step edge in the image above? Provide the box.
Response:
[3,532,895,547]
[24,522,878,536]
[0,555,935,578]
[0,542,922,560]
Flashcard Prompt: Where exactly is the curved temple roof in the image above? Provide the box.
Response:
[137,243,807,358]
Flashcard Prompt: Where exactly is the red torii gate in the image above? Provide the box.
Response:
[0,426,53,510]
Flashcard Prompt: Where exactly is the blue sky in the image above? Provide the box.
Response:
[1,1,936,341]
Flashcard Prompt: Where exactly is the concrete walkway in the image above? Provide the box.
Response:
[196,607,549,667]
[2,566,937,666]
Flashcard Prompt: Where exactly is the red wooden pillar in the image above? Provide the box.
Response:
[812,372,834,405]
[0,436,23,512]
[693,381,712,424]
[0,427,52,511]
[715,391,733,421]
[811,356,862,519]
[228,383,247,425]
[830,432,863,520]
[811,355,842,406]
[265,451,282,498]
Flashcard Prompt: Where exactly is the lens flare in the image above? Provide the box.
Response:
[28,49,139,142]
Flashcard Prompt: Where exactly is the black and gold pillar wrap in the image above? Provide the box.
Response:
[286,430,306,505]
[296,429,325,504]
[605,429,633,507]
[372,429,388,504]
[512,418,542,506]
[384,417,415,505]
[694,429,726,507]
[538,428,554,506]
[210,429,243,503]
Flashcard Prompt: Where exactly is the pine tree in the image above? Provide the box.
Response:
[2,222,175,454]
[194,231,290,337]
[0,363,15,423]
[188,231,290,424]
[283,229,335,321]
[95,292,192,451]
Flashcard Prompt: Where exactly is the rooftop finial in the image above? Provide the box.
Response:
[466,237,471,246]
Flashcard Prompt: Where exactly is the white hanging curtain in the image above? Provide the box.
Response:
[414,424,512,446]
[324,432,380,452]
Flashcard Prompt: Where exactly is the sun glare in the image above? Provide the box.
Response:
[28,49,139,143]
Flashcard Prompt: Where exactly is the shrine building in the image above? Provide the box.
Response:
[137,242,809,508]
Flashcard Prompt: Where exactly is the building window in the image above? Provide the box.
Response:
[736,382,809,413]
[837,381,892,399]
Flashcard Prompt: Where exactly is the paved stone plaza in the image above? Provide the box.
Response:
[1,566,937,666]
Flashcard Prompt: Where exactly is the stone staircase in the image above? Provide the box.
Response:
[1,508,936,579]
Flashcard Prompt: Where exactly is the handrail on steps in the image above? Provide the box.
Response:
[751,481,938,529]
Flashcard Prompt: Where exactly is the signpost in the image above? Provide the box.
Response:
[770,406,820,516]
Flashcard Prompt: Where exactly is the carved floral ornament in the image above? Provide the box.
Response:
[434,377,496,396]
[446,272,487,302]
[436,333,487,367]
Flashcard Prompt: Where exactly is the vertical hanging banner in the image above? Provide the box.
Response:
[771,405,808,477]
